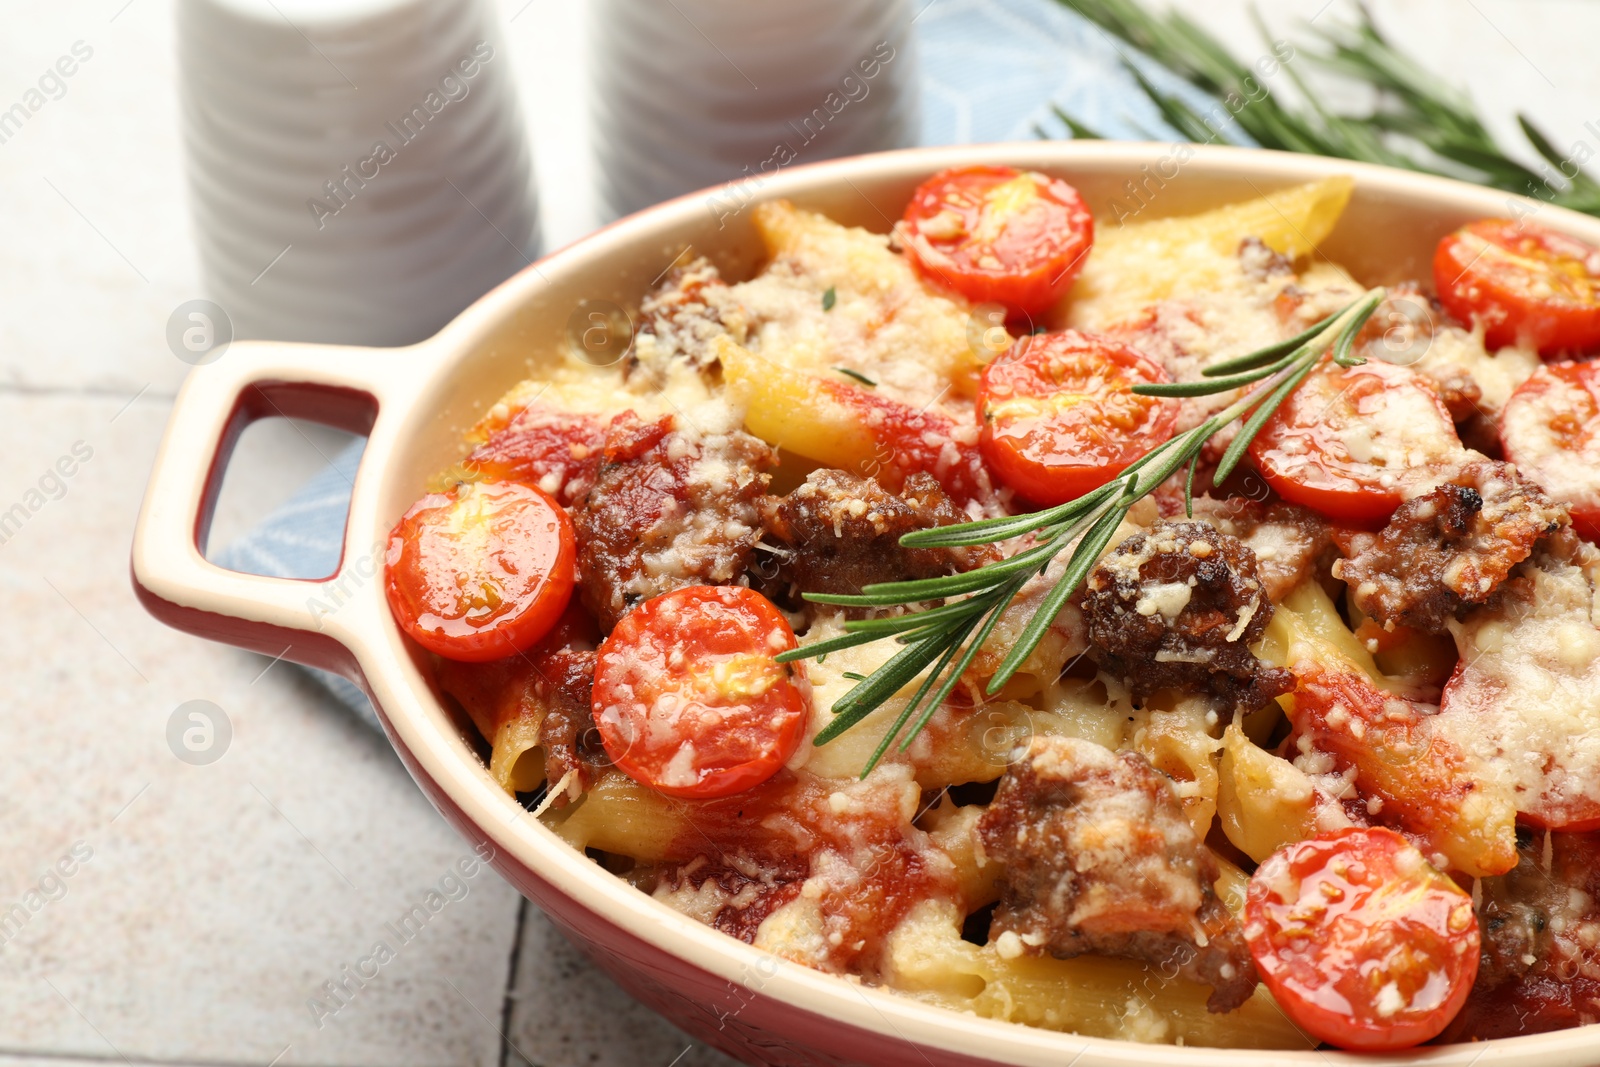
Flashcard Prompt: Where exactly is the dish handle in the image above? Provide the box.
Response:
[130,339,412,679]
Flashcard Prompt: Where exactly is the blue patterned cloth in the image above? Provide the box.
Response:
[915,0,1214,145]
[220,0,1223,724]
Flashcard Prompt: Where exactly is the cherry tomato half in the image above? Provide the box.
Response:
[1434,218,1600,355]
[1248,359,1463,525]
[1245,827,1480,1051]
[1500,361,1600,540]
[591,585,809,799]
[900,165,1094,317]
[977,330,1177,506]
[385,480,576,663]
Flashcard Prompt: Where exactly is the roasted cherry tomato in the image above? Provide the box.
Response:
[900,165,1094,317]
[385,480,576,663]
[1245,827,1480,1051]
[1434,218,1600,355]
[591,585,809,799]
[1500,361,1600,540]
[976,330,1177,506]
[1248,359,1463,525]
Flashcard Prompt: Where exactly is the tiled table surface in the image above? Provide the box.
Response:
[2,2,1597,1066]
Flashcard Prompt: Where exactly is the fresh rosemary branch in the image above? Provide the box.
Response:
[1049,0,1600,218]
[777,289,1387,776]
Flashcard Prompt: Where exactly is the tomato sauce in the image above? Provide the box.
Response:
[655,769,957,972]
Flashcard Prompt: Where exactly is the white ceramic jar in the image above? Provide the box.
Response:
[589,0,919,219]
[178,0,538,346]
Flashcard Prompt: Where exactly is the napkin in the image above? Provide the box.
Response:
[218,0,1218,725]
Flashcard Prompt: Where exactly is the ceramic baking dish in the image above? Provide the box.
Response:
[132,142,1600,1067]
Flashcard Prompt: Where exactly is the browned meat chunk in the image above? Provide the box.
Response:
[977,736,1257,1012]
[573,411,776,631]
[1081,520,1290,709]
[627,257,735,378]
[761,470,993,598]
[1181,496,1332,603]
[1334,458,1566,634]
[1437,830,1600,1041]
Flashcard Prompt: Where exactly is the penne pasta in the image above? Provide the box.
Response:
[883,901,1311,1049]
[1061,175,1354,329]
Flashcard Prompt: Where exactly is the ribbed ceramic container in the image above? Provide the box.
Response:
[589,0,919,219]
[133,143,1600,1067]
[177,0,537,346]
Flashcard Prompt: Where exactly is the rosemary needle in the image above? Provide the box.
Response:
[833,366,876,386]
[777,289,1386,776]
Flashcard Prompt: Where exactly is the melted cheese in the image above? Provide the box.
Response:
[726,201,997,408]
[478,336,730,440]
[1412,325,1539,413]
[1502,365,1600,511]
[1338,378,1454,468]
[790,612,922,779]
[1443,545,1600,821]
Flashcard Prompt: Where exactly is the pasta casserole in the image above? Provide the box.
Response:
[380,167,1600,1051]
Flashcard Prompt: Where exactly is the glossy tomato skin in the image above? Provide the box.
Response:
[900,165,1094,317]
[1434,219,1600,355]
[385,480,576,663]
[1248,359,1463,525]
[1500,361,1600,540]
[1245,827,1480,1051]
[591,585,809,800]
[977,330,1177,507]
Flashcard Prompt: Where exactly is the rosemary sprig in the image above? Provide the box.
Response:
[1049,0,1600,218]
[777,289,1385,777]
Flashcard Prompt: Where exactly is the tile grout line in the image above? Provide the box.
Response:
[0,1047,360,1067]
[497,896,531,1067]
[0,383,178,402]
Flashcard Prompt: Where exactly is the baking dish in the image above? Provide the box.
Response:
[132,142,1600,1066]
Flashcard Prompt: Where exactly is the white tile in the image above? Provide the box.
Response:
[504,906,741,1067]
[0,2,200,395]
[0,1059,232,1067]
[0,394,521,1067]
